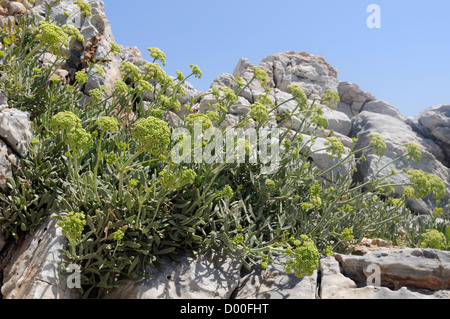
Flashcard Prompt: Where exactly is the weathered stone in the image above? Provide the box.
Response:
[102,253,242,299]
[335,249,450,291]
[338,82,376,114]
[352,111,450,214]
[0,139,17,191]
[320,254,450,299]
[261,51,339,100]
[363,99,406,122]
[0,108,33,158]
[235,257,317,299]
[1,216,79,299]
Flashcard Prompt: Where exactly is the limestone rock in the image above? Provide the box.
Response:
[320,253,450,299]
[352,111,450,214]
[0,138,17,191]
[0,108,33,158]
[1,216,79,299]
[235,257,317,299]
[363,100,406,122]
[338,82,376,116]
[261,51,339,100]
[336,249,450,291]
[102,253,242,299]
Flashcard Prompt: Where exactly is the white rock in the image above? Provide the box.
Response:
[0,108,33,158]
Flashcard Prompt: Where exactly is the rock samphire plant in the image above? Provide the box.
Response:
[0,0,447,298]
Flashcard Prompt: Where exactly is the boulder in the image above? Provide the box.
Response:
[102,253,242,299]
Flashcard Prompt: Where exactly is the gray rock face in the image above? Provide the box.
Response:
[320,251,450,299]
[352,111,450,214]
[0,108,32,158]
[234,257,317,299]
[338,82,376,115]
[1,216,79,299]
[102,253,242,299]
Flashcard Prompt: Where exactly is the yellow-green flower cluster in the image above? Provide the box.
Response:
[254,67,268,87]
[403,143,422,164]
[50,111,81,131]
[325,137,346,159]
[110,41,121,55]
[95,116,119,133]
[321,89,340,107]
[75,71,88,85]
[312,115,329,129]
[143,63,165,81]
[35,21,69,52]
[420,229,447,250]
[288,85,308,107]
[67,126,93,153]
[114,80,129,94]
[185,113,213,132]
[159,167,197,190]
[221,185,234,200]
[89,88,102,102]
[285,235,320,278]
[120,62,142,82]
[222,87,238,105]
[105,153,118,164]
[407,170,446,200]
[57,212,86,243]
[250,102,269,124]
[74,0,92,17]
[190,64,202,79]
[206,111,220,122]
[148,47,166,66]
[265,178,276,189]
[63,24,84,43]
[135,79,155,93]
[132,116,171,156]
[340,228,354,241]
[369,133,386,157]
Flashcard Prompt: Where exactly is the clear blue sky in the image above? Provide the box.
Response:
[104,0,450,117]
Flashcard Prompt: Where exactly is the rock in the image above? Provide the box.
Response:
[232,58,266,103]
[261,51,339,100]
[352,111,450,214]
[320,253,450,299]
[102,253,242,299]
[0,229,5,252]
[411,105,450,164]
[1,216,79,299]
[211,73,236,90]
[335,248,450,291]
[363,100,407,122]
[0,139,17,191]
[9,2,26,15]
[234,257,317,299]
[0,108,33,158]
[320,105,352,136]
[338,82,376,115]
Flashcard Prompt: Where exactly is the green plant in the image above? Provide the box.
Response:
[0,0,447,300]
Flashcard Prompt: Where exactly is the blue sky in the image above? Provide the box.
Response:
[104,0,450,117]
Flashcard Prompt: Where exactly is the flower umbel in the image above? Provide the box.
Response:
[132,117,171,156]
